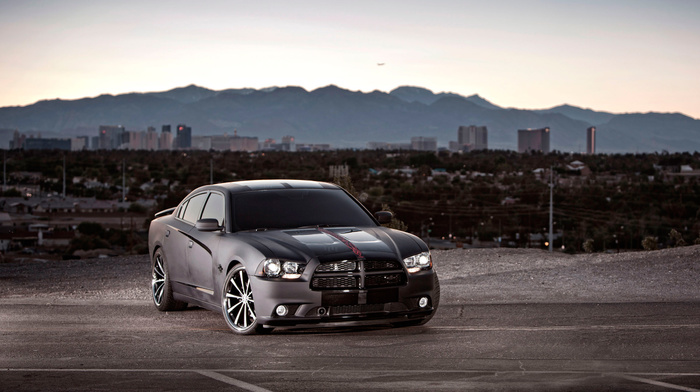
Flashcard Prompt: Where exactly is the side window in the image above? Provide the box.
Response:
[181,193,208,224]
[177,200,189,219]
[201,192,225,227]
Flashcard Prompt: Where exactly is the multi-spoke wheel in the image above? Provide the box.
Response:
[151,249,187,311]
[222,264,268,334]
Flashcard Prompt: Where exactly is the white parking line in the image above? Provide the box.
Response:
[3,369,700,376]
[609,373,700,392]
[3,368,700,391]
[196,370,273,392]
[432,324,700,332]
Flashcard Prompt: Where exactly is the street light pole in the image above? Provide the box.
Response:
[549,167,553,252]
[122,159,126,203]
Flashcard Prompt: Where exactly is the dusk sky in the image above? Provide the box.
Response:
[1,0,699,118]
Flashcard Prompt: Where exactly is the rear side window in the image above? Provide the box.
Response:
[201,192,225,227]
[181,193,208,224]
[177,200,189,219]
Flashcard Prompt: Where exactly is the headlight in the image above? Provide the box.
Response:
[281,261,303,279]
[263,259,282,277]
[262,259,305,279]
[402,251,432,273]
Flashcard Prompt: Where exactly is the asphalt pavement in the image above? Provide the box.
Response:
[1,297,699,391]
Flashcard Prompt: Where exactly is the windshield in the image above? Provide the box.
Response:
[232,189,377,231]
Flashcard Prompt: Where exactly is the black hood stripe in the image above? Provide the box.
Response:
[317,227,365,261]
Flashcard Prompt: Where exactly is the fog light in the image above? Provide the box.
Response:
[275,305,288,316]
[418,297,429,308]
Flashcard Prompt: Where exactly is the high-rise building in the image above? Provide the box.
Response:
[125,131,145,150]
[518,127,550,153]
[160,125,172,150]
[281,135,296,152]
[411,136,438,151]
[9,130,25,149]
[230,130,258,152]
[231,137,259,152]
[71,137,89,151]
[145,127,159,150]
[457,125,488,151]
[98,125,125,149]
[586,127,596,155]
[176,124,192,149]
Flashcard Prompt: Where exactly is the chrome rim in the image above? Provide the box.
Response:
[152,253,166,306]
[225,269,256,331]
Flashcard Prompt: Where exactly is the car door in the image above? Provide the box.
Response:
[165,192,209,296]
[185,191,224,301]
[161,197,197,288]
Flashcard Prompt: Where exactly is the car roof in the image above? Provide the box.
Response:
[196,179,341,195]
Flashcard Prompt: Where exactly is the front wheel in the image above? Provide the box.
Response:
[222,264,268,334]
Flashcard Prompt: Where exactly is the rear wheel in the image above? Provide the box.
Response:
[151,249,187,311]
[222,264,269,334]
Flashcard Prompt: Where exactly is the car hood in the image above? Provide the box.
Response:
[238,226,425,263]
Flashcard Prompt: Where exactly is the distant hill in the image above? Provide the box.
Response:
[389,86,502,110]
[0,84,698,152]
[535,104,616,126]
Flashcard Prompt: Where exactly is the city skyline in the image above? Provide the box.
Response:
[1,1,699,119]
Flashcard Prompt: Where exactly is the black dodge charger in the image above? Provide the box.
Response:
[148,179,439,334]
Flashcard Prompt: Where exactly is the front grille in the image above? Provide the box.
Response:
[331,304,385,315]
[311,276,358,289]
[365,273,405,288]
[310,260,406,290]
[364,260,401,271]
[315,260,357,272]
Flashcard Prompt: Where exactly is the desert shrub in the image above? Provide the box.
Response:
[668,229,686,247]
[642,236,658,251]
[583,239,595,253]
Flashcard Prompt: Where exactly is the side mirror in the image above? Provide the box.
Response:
[374,211,393,224]
[195,218,223,232]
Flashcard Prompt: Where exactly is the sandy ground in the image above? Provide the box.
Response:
[1,246,699,304]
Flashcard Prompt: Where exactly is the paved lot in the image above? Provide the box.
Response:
[1,298,699,391]
[1,248,699,391]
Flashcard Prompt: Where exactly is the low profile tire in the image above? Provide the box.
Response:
[222,264,268,335]
[393,272,440,328]
[151,249,187,311]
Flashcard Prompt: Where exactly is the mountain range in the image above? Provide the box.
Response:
[1,84,698,152]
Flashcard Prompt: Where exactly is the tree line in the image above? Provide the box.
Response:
[3,149,699,252]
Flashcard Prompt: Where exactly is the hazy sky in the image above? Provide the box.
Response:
[1,0,699,118]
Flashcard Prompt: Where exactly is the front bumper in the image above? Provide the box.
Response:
[252,269,437,328]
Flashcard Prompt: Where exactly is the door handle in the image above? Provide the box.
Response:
[165,230,170,237]
[188,240,193,248]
